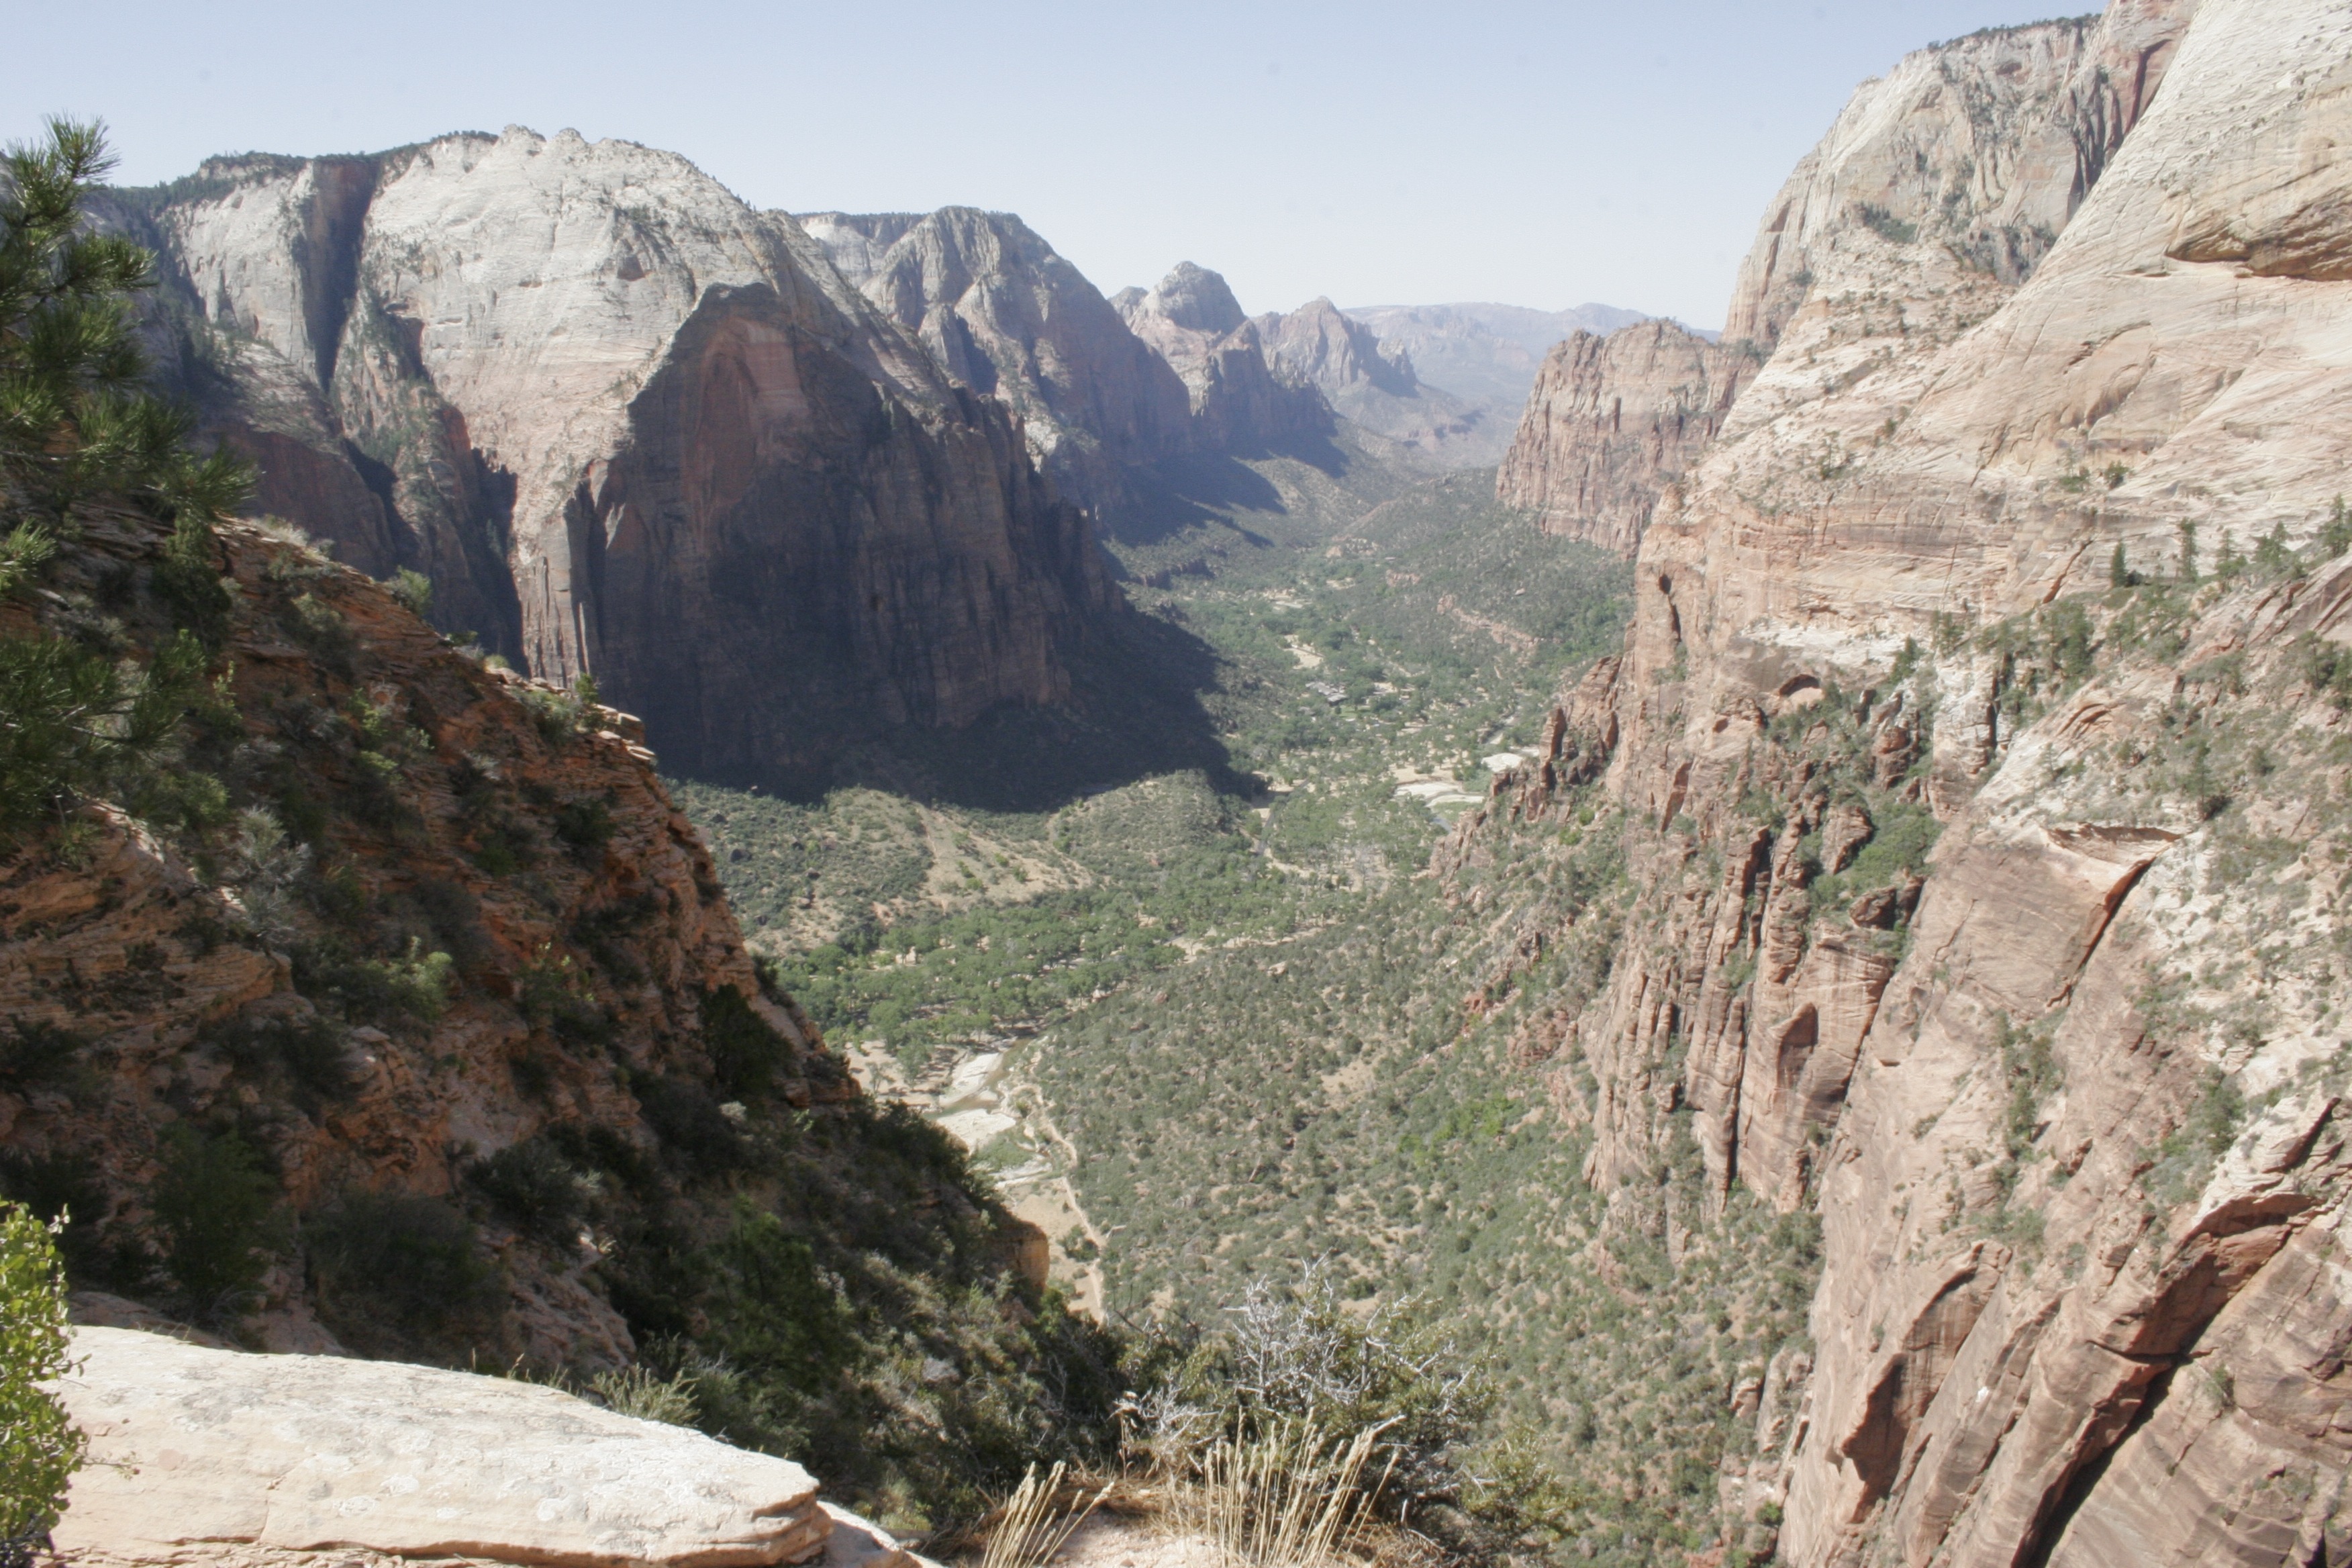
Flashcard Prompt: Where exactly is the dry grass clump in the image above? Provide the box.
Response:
[1167,1419,1394,1568]
[979,1463,1112,1568]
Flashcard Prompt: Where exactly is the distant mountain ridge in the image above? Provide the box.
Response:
[1342,301,1652,411]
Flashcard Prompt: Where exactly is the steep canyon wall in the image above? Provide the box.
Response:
[1467,0,2352,1561]
[107,130,1118,781]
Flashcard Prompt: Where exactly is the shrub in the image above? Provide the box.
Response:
[701,985,793,1102]
[281,593,355,677]
[307,1190,501,1354]
[384,568,433,620]
[0,1022,84,1095]
[589,1364,699,1425]
[635,1076,750,1174]
[518,946,609,1044]
[552,795,615,859]
[468,1138,593,1246]
[203,1010,354,1112]
[150,513,234,650]
[0,1204,85,1556]
[148,1126,279,1323]
[294,938,453,1030]
[1134,1265,1491,1524]
[0,1153,124,1291]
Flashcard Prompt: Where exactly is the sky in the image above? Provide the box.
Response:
[11,0,2073,329]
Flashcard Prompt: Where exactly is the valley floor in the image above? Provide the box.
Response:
[673,446,1818,1561]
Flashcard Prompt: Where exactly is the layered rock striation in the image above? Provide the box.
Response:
[1500,0,2194,555]
[1495,321,1752,552]
[105,130,1118,781]
[1458,0,2352,1561]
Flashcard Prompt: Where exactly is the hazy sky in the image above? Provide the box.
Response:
[13,0,2069,328]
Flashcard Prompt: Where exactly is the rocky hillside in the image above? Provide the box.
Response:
[1453,0,2352,1561]
[1112,262,1331,452]
[1499,1,2192,555]
[795,207,1196,514]
[1255,297,1505,467]
[0,499,1112,1528]
[100,130,1118,785]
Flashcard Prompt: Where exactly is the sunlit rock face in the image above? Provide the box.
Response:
[113,128,1117,780]
[1469,0,2352,1562]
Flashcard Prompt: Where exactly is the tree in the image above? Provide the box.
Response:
[0,119,252,850]
[0,1203,84,1565]
[0,118,247,528]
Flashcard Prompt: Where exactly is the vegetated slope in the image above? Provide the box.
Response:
[99,130,1118,787]
[0,502,1116,1532]
[687,437,1710,1543]
[1437,0,2352,1564]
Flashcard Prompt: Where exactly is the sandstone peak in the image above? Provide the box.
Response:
[1255,297,1503,468]
[1256,297,1415,397]
[1134,260,1247,335]
[793,205,1194,509]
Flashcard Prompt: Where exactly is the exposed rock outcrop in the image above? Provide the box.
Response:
[50,1326,930,1568]
[1112,263,1330,452]
[1462,0,2352,1562]
[1255,298,1500,467]
[1498,1,2195,555]
[54,1326,830,1568]
[107,129,1118,781]
[1494,322,1752,551]
[795,209,1195,511]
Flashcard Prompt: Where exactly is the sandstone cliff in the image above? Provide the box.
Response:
[1112,262,1330,452]
[795,208,1195,512]
[1494,321,1752,551]
[1255,297,1503,468]
[1455,0,2352,1561]
[1499,1,2194,556]
[105,130,1118,783]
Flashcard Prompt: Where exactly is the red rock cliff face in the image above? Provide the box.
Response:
[1465,1,2352,1562]
[107,130,1116,779]
[0,509,838,1367]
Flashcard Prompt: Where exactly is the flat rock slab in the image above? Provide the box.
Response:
[52,1328,827,1568]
